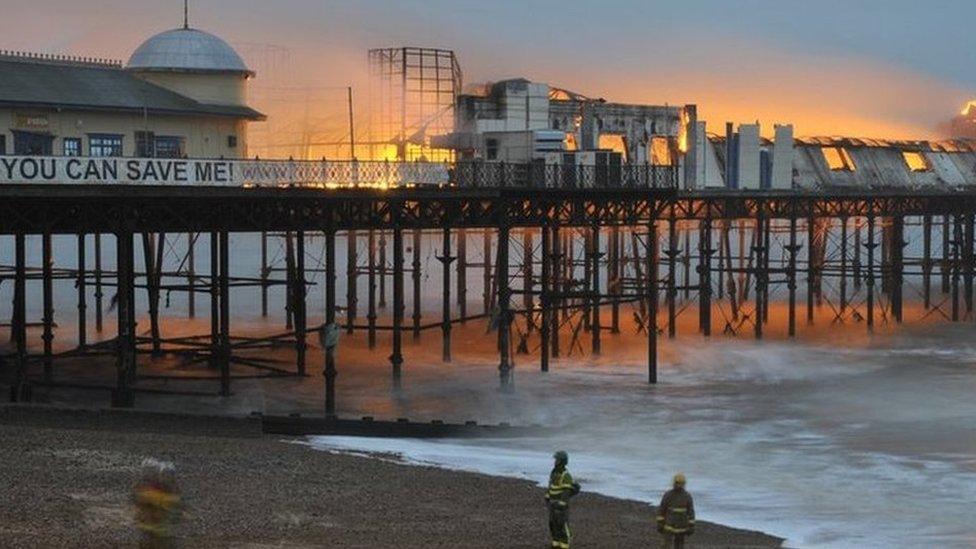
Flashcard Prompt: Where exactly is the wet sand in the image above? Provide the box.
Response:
[0,406,783,548]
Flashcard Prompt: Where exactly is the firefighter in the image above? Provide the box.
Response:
[656,473,695,549]
[133,458,181,549]
[545,450,581,549]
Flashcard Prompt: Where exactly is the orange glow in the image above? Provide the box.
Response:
[563,133,578,151]
[597,134,627,160]
[902,151,930,172]
[822,147,856,171]
[678,107,691,153]
[650,136,674,166]
[961,101,976,116]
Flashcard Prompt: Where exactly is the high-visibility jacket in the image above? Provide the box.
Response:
[656,487,695,534]
[135,482,180,536]
[545,467,580,508]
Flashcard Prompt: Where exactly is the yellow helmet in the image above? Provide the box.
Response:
[673,473,687,487]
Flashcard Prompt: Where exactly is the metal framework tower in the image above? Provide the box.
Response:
[368,47,462,161]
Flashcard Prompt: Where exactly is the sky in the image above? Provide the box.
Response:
[2,0,974,141]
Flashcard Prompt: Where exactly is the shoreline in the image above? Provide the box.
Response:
[0,405,784,548]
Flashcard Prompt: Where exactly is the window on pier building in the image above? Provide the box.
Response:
[154,136,186,159]
[902,151,930,172]
[486,138,499,160]
[89,134,123,157]
[63,138,81,157]
[822,146,856,171]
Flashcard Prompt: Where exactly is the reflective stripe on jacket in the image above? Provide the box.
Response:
[656,487,695,533]
[545,468,578,507]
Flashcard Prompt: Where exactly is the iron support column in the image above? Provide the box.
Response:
[498,222,512,389]
[324,228,338,417]
[699,218,712,336]
[591,225,601,356]
[439,228,453,362]
[112,231,135,408]
[540,225,551,372]
[667,216,678,338]
[647,221,659,384]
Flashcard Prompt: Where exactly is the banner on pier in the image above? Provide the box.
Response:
[0,156,452,188]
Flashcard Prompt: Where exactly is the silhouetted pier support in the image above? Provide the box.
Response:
[391,225,404,389]
[647,221,659,384]
[699,218,713,336]
[142,233,163,355]
[324,228,337,417]
[295,231,307,376]
[438,228,454,362]
[113,231,135,408]
[540,225,552,372]
[666,215,678,338]
[10,233,28,402]
[346,230,357,334]
[42,232,53,379]
[787,213,799,337]
[497,222,512,389]
[891,217,904,323]
[754,210,766,340]
[550,224,561,359]
[590,225,602,355]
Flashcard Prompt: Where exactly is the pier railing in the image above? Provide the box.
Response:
[0,156,677,190]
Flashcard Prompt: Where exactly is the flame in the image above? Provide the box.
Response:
[961,101,976,117]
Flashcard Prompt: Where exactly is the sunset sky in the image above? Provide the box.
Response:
[3,0,974,140]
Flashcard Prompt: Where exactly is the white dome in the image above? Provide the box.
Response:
[127,28,251,75]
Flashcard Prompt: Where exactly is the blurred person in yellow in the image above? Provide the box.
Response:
[133,458,181,548]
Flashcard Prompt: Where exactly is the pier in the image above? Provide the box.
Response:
[1,159,974,415]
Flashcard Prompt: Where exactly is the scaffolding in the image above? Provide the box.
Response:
[368,47,462,161]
